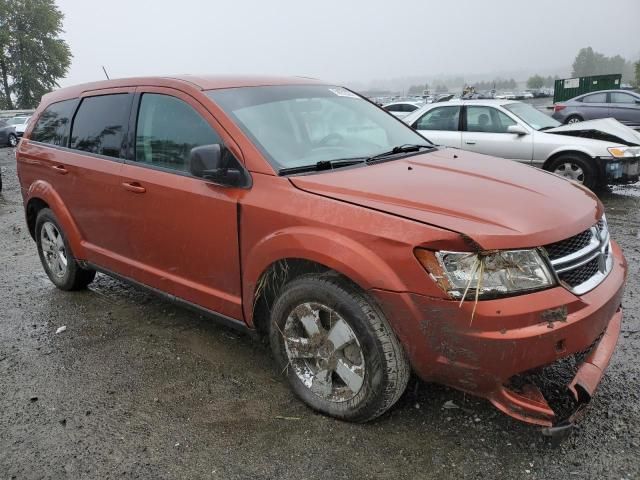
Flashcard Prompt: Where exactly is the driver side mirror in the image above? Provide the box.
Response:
[189,144,250,188]
[507,125,528,135]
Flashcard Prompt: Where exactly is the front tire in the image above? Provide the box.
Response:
[35,208,96,290]
[8,133,17,147]
[269,273,410,422]
[547,153,597,190]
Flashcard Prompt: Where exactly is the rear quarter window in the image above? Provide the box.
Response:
[30,99,77,146]
[70,94,133,159]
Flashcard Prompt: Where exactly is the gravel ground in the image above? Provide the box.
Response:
[0,147,638,479]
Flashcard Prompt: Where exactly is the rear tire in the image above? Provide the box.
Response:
[547,153,597,190]
[565,115,582,124]
[8,133,17,147]
[35,208,96,290]
[269,273,410,423]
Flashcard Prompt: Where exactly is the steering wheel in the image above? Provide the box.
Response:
[317,132,345,147]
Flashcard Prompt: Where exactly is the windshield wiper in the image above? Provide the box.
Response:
[538,126,556,131]
[278,144,435,176]
[278,158,366,176]
[365,144,435,164]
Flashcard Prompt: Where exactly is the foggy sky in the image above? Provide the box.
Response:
[55,0,640,89]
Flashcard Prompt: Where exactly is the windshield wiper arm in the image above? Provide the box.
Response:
[538,126,555,131]
[278,158,366,176]
[365,144,435,164]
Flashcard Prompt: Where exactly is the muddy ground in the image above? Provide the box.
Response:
[0,147,638,479]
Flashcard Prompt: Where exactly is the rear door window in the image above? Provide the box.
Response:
[610,92,636,104]
[134,93,222,173]
[414,106,460,131]
[31,99,77,146]
[70,94,132,159]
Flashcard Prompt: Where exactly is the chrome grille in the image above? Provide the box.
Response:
[545,229,593,261]
[543,217,612,295]
[557,257,600,287]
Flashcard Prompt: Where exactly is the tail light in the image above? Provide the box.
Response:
[553,104,566,112]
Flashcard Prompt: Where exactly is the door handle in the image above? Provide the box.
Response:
[465,141,476,145]
[51,165,68,175]
[122,182,146,193]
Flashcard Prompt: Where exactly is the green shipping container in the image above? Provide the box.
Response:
[553,74,621,103]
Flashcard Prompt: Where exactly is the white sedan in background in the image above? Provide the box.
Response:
[402,99,640,189]
[382,101,423,119]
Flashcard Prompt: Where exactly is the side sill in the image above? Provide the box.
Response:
[85,262,256,338]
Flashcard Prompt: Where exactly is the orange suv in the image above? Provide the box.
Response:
[16,76,626,432]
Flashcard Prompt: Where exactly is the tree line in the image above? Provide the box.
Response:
[0,0,71,110]
[526,47,639,90]
[408,47,640,95]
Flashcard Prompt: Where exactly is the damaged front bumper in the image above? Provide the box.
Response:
[494,306,621,431]
[599,157,639,185]
[373,241,626,430]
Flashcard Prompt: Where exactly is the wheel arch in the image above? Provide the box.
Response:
[542,149,594,171]
[243,227,407,334]
[25,180,86,258]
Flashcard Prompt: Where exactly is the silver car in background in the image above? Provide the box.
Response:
[382,101,424,119]
[10,115,31,138]
[552,89,640,128]
[403,99,640,189]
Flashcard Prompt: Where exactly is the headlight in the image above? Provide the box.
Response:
[415,249,556,299]
[608,146,640,159]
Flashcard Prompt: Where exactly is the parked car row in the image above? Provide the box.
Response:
[402,99,640,189]
[15,76,627,432]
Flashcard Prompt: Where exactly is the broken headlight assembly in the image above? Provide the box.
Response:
[607,146,640,159]
[415,249,556,300]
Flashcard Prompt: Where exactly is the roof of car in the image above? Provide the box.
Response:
[424,99,519,107]
[383,101,424,106]
[42,75,326,104]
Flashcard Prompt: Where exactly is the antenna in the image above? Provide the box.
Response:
[102,66,110,80]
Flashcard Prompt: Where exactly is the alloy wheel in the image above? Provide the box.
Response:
[282,302,365,402]
[40,221,68,278]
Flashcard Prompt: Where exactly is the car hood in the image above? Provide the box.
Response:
[289,149,602,250]
[544,118,640,146]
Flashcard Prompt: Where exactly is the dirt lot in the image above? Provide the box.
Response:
[1,147,638,479]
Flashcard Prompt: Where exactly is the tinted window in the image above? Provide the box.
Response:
[70,94,131,158]
[135,94,222,172]
[610,92,636,104]
[31,99,76,146]
[582,93,607,103]
[466,106,516,133]
[415,106,460,131]
[385,104,402,112]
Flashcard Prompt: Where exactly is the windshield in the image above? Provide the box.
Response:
[503,103,560,130]
[6,117,26,126]
[207,85,431,171]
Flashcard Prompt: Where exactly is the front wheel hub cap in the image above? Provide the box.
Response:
[553,162,585,183]
[282,302,365,402]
